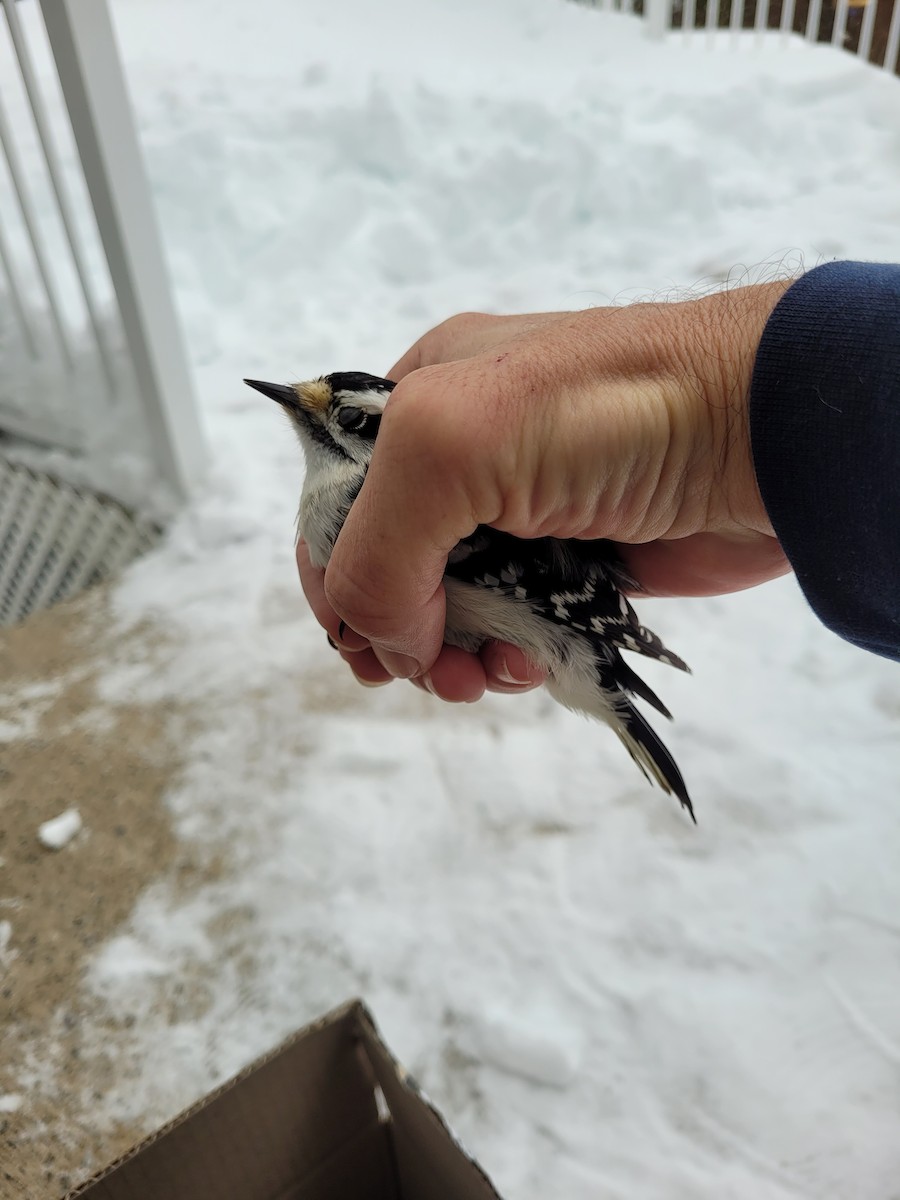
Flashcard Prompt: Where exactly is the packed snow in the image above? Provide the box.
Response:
[5,0,900,1196]
[0,1093,23,1115]
[36,807,82,851]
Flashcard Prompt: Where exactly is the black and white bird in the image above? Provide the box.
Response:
[245,371,694,821]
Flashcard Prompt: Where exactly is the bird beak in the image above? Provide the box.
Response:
[244,379,298,407]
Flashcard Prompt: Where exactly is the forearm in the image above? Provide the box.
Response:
[750,260,900,661]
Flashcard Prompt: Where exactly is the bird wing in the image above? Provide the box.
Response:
[445,528,689,674]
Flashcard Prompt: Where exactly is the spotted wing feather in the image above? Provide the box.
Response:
[446,528,687,672]
[445,527,694,820]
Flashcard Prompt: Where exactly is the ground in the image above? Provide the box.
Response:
[1,1,900,1197]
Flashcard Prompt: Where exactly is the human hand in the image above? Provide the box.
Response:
[298,536,544,699]
[298,288,792,699]
[299,312,565,699]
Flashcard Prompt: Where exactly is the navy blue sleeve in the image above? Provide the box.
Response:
[749,260,900,662]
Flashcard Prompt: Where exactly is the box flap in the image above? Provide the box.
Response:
[67,1001,392,1200]
[284,1122,397,1200]
[65,999,505,1200]
[356,1007,503,1200]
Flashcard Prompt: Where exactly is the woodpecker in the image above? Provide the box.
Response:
[245,372,694,821]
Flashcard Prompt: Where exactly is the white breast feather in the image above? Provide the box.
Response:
[299,453,365,568]
[444,577,622,730]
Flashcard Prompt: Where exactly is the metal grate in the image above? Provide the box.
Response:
[0,456,158,627]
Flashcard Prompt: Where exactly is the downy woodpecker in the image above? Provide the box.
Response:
[245,371,694,821]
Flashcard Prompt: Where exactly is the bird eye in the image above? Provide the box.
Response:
[337,405,380,438]
[337,405,365,430]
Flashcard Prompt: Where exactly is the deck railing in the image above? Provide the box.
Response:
[576,0,900,70]
[0,0,204,502]
[0,0,203,624]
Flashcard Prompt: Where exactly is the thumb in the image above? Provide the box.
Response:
[323,374,494,675]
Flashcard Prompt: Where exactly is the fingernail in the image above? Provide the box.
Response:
[375,649,421,680]
[327,635,338,651]
[421,673,437,697]
[496,656,533,686]
[334,621,369,652]
[358,678,391,689]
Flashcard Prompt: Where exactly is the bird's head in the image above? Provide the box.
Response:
[244,371,394,468]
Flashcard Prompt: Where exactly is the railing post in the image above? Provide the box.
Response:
[0,85,73,366]
[0,207,37,357]
[2,0,117,396]
[886,0,900,72]
[831,0,851,45]
[856,0,878,62]
[805,0,824,41]
[780,0,797,40]
[38,0,205,504]
[645,0,672,37]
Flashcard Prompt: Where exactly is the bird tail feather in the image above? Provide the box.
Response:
[614,625,690,674]
[616,704,695,823]
[614,658,673,721]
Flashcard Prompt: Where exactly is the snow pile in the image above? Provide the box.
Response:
[112,0,900,386]
[6,0,900,1196]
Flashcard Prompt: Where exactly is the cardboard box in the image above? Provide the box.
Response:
[66,1000,503,1200]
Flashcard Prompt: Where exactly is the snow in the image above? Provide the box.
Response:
[4,0,900,1196]
[91,934,172,986]
[462,1005,585,1089]
[37,808,82,850]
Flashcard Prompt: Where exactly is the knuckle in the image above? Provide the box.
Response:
[426,311,497,359]
[386,362,509,526]
[440,310,493,333]
[385,370,460,456]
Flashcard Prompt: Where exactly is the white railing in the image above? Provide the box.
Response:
[0,0,205,506]
[576,0,900,70]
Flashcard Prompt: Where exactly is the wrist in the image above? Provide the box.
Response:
[683,281,793,537]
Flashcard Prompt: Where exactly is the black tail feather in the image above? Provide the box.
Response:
[614,656,673,721]
[616,704,695,823]
[619,624,690,674]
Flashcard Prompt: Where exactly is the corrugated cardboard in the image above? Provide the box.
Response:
[66,1000,503,1200]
